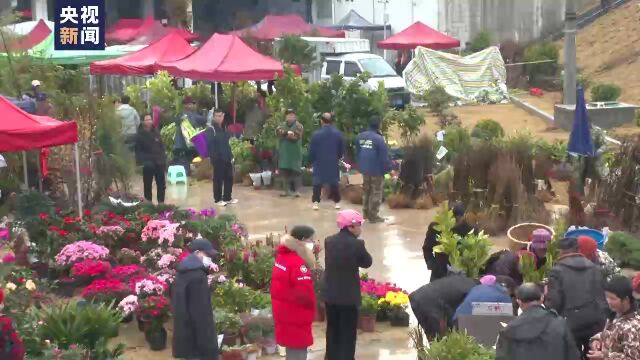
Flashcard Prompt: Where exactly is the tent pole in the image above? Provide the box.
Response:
[22,151,28,189]
[232,82,237,123]
[214,82,219,109]
[74,143,83,218]
[36,151,42,192]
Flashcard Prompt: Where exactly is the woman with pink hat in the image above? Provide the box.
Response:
[323,209,373,360]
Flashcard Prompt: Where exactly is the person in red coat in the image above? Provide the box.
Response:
[0,289,25,360]
[271,225,317,360]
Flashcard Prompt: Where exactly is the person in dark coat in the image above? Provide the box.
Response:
[172,239,219,360]
[355,115,391,223]
[135,114,167,204]
[323,209,373,360]
[496,283,581,360]
[308,113,344,211]
[409,273,476,339]
[483,228,551,286]
[454,275,515,319]
[422,202,476,282]
[206,109,237,207]
[546,237,608,360]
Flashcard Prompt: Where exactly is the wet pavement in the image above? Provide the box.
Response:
[124,179,512,359]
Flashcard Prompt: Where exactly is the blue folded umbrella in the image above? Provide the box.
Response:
[567,87,594,156]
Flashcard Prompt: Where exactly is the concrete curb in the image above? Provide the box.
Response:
[509,95,622,146]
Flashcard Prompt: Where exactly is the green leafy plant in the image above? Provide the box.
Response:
[275,35,316,69]
[424,330,495,360]
[183,82,214,110]
[360,294,379,315]
[523,41,559,82]
[123,84,147,115]
[219,81,257,123]
[605,232,640,269]
[38,301,123,352]
[145,71,182,127]
[385,106,426,142]
[443,126,471,161]
[15,191,53,221]
[591,83,622,102]
[421,85,454,115]
[214,309,242,335]
[242,247,275,290]
[468,30,493,53]
[230,138,256,175]
[471,119,505,141]
[433,204,492,278]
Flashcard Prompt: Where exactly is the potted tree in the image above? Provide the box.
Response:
[359,295,379,332]
[216,310,242,346]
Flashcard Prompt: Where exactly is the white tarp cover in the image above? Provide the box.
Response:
[403,46,507,102]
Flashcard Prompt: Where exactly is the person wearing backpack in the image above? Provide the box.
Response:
[546,237,608,360]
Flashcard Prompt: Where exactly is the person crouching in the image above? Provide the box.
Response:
[271,225,317,360]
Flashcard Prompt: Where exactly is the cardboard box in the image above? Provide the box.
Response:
[340,173,363,186]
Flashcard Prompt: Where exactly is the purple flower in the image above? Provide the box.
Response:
[199,208,217,218]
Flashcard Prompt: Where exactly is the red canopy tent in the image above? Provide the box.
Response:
[232,14,345,40]
[0,19,51,52]
[90,32,195,76]
[106,18,146,43]
[0,95,83,214]
[106,17,198,44]
[126,21,198,45]
[377,21,460,50]
[0,96,77,152]
[156,33,285,81]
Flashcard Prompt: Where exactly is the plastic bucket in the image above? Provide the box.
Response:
[190,131,209,158]
[261,171,272,186]
[249,173,262,187]
[564,228,605,249]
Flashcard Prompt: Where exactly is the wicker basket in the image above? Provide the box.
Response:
[507,223,554,252]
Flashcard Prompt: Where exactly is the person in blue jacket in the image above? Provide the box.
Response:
[308,112,344,211]
[454,275,516,320]
[206,109,237,207]
[355,115,391,223]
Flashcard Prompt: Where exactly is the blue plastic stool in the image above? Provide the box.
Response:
[167,165,188,185]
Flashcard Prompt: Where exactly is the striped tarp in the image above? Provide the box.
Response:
[403,46,507,102]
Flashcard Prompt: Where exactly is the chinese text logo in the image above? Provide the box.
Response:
[55,0,105,50]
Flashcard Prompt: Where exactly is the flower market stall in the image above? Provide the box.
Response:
[0,188,417,358]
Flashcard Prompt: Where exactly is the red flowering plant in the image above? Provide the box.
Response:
[70,259,111,282]
[360,278,405,298]
[107,264,147,282]
[633,272,640,294]
[81,279,130,304]
[136,295,171,332]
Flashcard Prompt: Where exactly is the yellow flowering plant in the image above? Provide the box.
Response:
[384,291,409,311]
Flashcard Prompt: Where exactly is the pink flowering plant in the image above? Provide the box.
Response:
[141,247,183,272]
[95,225,127,251]
[54,241,110,268]
[129,275,167,298]
[118,294,139,315]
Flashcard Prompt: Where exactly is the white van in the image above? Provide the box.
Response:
[321,53,410,108]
